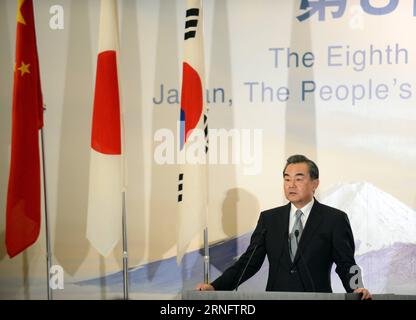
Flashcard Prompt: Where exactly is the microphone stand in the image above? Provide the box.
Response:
[235,229,266,291]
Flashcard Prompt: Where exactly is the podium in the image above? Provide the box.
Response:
[182,290,416,300]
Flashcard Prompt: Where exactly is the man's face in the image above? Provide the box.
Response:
[283,162,319,208]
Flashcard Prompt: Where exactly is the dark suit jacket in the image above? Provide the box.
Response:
[211,199,359,293]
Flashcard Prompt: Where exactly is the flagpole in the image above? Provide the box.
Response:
[122,191,129,299]
[203,116,210,284]
[40,115,52,300]
[202,0,209,285]
[203,227,210,284]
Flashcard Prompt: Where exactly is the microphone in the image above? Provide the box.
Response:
[294,230,316,292]
[235,229,266,291]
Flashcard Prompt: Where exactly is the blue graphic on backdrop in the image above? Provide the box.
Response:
[77,232,268,294]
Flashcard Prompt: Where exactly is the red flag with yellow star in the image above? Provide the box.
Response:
[6,0,43,258]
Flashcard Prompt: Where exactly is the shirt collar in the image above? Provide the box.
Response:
[290,198,315,220]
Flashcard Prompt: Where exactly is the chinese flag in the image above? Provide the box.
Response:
[6,0,44,258]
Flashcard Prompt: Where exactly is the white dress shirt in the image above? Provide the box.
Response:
[288,198,315,234]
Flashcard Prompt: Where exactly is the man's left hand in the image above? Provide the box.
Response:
[354,288,372,300]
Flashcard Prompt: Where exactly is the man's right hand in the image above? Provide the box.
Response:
[195,283,215,291]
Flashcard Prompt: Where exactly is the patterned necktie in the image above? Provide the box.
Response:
[289,209,304,261]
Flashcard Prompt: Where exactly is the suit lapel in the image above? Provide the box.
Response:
[271,203,290,258]
[293,199,324,264]
[281,203,290,239]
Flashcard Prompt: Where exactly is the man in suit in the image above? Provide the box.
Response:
[196,155,371,299]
